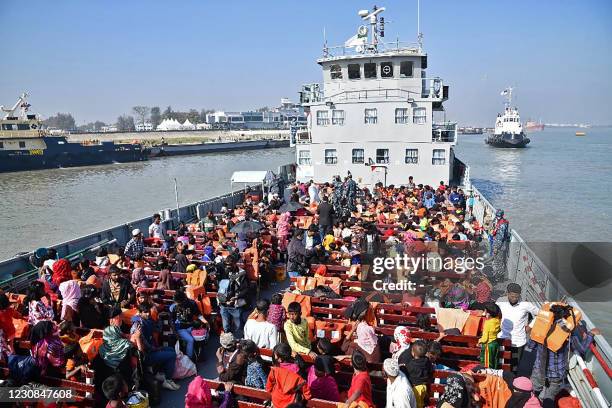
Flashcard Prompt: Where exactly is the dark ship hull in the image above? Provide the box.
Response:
[148,139,289,157]
[485,132,530,148]
[0,136,148,173]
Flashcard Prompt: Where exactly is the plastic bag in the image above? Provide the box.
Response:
[173,341,197,379]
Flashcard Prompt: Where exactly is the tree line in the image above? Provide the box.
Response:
[43,105,270,132]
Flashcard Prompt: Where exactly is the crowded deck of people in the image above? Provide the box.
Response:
[0,176,601,408]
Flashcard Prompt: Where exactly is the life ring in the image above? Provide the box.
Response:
[31,124,37,129]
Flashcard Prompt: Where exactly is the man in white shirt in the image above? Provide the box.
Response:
[384,358,416,408]
[243,299,278,352]
[496,283,540,370]
[148,213,165,240]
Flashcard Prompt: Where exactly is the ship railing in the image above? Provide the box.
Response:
[466,177,612,406]
[322,41,420,59]
[432,122,457,143]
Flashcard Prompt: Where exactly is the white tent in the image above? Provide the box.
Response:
[156,118,182,131]
[181,119,196,130]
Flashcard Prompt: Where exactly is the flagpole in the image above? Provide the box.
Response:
[174,178,180,223]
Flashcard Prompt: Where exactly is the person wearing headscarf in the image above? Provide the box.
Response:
[58,279,81,321]
[384,358,417,408]
[307,355,340,402]
[52,259,72,287]
[438,372,480,408]
[276,212,292,253]
[202,245,215,263]
[185,376,233,408]
[130,268,148,288]
[391,326,412,361]
[506,377,541,408]
[30,320,65,376]
[342,309,380,364]
[99,310,133,371]
[491,209,510,281]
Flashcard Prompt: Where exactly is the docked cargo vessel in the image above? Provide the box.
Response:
[0,93,148,173]
[0,6,609,407]
[148,138,289,157]
[485,88,531,148]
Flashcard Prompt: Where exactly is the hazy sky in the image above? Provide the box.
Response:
[1,0,611,126]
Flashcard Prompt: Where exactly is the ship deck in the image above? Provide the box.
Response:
[0,173,609,407]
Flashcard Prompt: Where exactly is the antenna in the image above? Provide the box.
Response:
[417,0,423,51]
[323,27,328,57]
[359,6,385,52]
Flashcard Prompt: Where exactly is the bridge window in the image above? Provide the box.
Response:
[432,149,446,165]
[1,124,18,130]
[364,63,377,78]
[352,148,364,164]
[348,64,361,79]
[400,61,413,78]
[17,124,31,130]
[19,141,26,148]
[364,108,378,124]
[298,150,311,165]
[395,108,409,124]
[332,110,345,125]
[380,61,393,78]
[376,149,389,164]
[324,149,338,165]
[330,64,342,80]
[405,149,419,164]
[316,110,329,126]
[413,107,427,124]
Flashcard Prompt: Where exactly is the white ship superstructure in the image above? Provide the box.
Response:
[295,6,457,186]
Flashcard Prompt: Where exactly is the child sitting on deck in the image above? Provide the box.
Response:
[284,301,315,358]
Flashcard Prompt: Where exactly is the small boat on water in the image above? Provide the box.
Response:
[576,131,586,136]
[485,87,531,148]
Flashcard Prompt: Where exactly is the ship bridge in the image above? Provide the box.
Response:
[295,6,457,186]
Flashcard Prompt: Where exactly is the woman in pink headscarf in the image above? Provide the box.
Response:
[276,212,291,253]
[58,279,81,321]
[185,376,233,408]
[341,311,381,363]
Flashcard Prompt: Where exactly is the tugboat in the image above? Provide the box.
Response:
[485,87,530,148]
[0,93,148,173]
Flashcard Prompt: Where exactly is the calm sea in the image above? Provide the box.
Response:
[0,128,610,335]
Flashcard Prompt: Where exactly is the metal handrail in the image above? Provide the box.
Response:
[322,41,420,58]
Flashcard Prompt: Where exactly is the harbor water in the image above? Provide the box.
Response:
[0,128,610,334]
